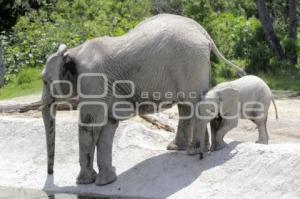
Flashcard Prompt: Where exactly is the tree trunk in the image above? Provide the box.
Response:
[0,40,5,86]
[288,0,298,64]
[255,0,286,60]
[0,98,175,133]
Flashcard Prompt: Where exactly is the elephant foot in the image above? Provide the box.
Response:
[187,142,202,155]
[76,168,97,184]
[166,139,187,151]
[215,141,227,151]
[210,143,216,152]
[95,166,117,186]
[187,146,200,155]
[256,139,268,144]
[186,140,210,155]
[204,144,209,153]
[47,166,54,175]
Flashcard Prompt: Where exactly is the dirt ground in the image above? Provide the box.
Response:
[0,93,300,198]
[1,92,299,144]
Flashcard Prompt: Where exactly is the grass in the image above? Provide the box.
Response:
[0,67,43,100]
[0,66,299,101]
[214,72,300,92]
[258,72,300,92]
[212,61,300,92]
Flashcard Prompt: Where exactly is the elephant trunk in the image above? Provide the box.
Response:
[41,85,56,174]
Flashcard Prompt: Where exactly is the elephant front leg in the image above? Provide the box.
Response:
[167,105,192,150]
[76,117,99,184]
[210,117,222,151]
[95,119,119,185]
[214,119,238,150]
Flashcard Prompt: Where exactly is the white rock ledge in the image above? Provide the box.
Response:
[0,116,300,199]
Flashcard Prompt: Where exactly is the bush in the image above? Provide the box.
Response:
[1,0,299,93]
[208,13,273,72]
[182,0,213,26]
[182,1,299,75]
[1,0,151,83]
[17,68,40,85]
[0,67,43,99]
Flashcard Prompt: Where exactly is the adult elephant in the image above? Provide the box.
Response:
[41,14,244,185]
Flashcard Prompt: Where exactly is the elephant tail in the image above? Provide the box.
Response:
[209,40,247,77]
[271,96,279,120]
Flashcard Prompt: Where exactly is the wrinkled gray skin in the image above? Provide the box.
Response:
[41,14,244,185]
[188,75,278,155]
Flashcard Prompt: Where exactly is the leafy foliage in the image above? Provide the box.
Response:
[182,0,299,74]
[0,0,56,31]
[182,7,272,73]
[0,0,299,93]
[1,0,151,82]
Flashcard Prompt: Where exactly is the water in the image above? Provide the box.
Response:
[0,186,150,199]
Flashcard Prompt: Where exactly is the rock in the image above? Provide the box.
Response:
[0,116,300,198]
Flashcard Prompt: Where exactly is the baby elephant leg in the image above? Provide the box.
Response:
[210,117,222,151]
[215,119,238,150]
[204,129,210,152]
[253,119,269,144]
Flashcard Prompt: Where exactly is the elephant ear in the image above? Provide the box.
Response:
[57,44,67,55]
[216,87,239,117]
[42,44,78,100]
[42,44,68,82]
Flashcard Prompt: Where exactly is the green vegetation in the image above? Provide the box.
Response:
[259,73,300,92]
[0,0,299,99]
[1,0,151,82]
[0,67,42,99]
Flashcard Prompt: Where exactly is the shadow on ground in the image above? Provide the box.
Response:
[43,141,240,198]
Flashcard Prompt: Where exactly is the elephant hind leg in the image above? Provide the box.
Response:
[167,104,192,151]
[253,119,269,144]
[186,115,210,156]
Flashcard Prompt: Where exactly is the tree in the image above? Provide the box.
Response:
[0,40,5,86]
[151,0,182,14]
[288,0,298,64]
[0,0,56,31]
[255,0,286,60]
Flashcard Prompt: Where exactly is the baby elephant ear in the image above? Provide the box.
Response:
[217,87,239,115]
[57,44,68,56]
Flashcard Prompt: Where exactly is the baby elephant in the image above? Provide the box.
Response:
[189,75,278,155]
